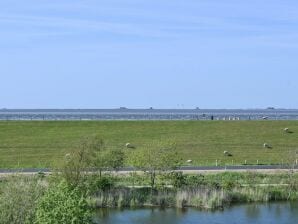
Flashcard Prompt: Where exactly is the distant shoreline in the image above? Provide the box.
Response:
[1,108,298,121]
[1,108,297,111]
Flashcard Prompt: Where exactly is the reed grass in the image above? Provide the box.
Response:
[89,185,298,210]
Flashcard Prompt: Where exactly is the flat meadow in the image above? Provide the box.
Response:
[0,120,297,168]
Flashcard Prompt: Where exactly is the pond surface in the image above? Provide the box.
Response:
[94,201,298,224]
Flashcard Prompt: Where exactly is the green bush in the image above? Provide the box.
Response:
[185,174,206,187]
[91,176,115,191]
[221,179,237,190]
[35,181,92,224]
[169,172,187,188]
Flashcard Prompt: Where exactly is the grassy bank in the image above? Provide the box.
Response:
[0,120,297,168]
[2,172,296,212]
[90,185,298,209]
[1,171,297,224]
[89,171,298,209]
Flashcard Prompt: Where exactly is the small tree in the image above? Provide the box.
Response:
[130,140,181,189]
[94,145,125,177]
[61,136,124,186]
[60,136,104,187]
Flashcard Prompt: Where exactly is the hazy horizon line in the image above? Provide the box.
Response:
[1,107,297,111]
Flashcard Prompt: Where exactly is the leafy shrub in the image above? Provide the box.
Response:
[221,179,237,190]
[185,174,206,187]
[35,181,92,224]
[91,176,115,191]
[169,172,187,188]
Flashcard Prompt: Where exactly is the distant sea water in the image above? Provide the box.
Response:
[1,109,298,120]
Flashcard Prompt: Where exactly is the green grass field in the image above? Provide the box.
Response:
[0,120,297,168]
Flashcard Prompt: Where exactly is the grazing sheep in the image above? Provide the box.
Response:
[283,128,293,133]
[186,160,192,163]
[262,116,268,120]
[224,151,232,156]
[125,143,135,148]
[263,143,272,149]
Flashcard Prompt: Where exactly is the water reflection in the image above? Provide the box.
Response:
[96,208,189,224]
[245,204,261,220]
[94,202,298,224]
[289,201,298,220]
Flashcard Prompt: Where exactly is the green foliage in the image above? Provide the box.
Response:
[88,175,115,192]
[104,149,125,170]
[221,180,236,190]
[60,135,124,187]
[130,140,180,170]
[129,140,181,188]
[217,172,241,190]
[0,175,46,224]
[168,172,187,188]
[185,174,207,187]
[61,152,88,187]
[35,181,92,224]
[165,172,270,190]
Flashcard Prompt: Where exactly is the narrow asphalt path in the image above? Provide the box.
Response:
[0,165,297,174]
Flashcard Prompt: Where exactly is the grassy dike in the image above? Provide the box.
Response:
[0,121,297,223]
[0,120,298,168]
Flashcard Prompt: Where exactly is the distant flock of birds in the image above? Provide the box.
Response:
[125,127,293,164]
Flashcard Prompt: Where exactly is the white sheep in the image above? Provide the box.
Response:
[263,143,271,148]
[125,143,135,148]
[284,128,289,133]
[224,151,232,156]
[186,160,192,163]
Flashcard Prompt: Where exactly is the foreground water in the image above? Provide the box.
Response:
[1,109,298,120]
[94,202,298,224]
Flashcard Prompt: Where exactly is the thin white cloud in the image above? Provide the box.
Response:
[0,14,168,38]
[1,0,298,47]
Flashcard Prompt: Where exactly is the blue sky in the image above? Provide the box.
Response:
[0,0,298,109]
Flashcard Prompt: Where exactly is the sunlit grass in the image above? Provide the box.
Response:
[0,120,297,168]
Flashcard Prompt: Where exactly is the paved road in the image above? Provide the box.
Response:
[0,165,297,174]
